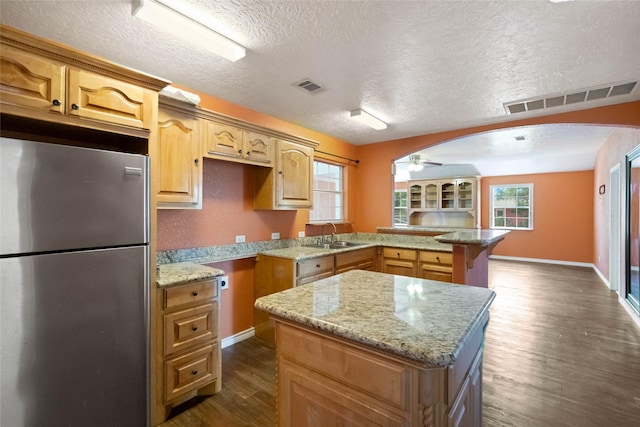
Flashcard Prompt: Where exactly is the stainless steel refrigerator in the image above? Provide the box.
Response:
[1,136,149,426]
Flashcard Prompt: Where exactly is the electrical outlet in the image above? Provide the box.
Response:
[235,235,245,243]
[220,275,229,290]
[271,232,280,240]
[298,231,305,237]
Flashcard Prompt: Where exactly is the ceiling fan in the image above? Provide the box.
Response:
[400,154,443,171]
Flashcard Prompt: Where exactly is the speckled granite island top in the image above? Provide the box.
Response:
[255,270,495,367]
[157,262,225,287]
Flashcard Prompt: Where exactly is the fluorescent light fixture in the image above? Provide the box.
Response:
[132,0,246,62]
[350,109,387,130]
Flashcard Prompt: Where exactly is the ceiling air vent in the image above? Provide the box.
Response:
[293,78,325,95]
[504,80,637,115]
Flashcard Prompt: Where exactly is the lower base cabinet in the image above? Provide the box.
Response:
[156,278,221,423]
[275,319,485,427]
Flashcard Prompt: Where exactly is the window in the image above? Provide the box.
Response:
[310,160,343,222]
[394,191,408,225]
[490,184,533,230]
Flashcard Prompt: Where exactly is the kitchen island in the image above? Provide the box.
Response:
[255,270,495,427]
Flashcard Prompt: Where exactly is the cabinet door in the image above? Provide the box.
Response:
[456,180,474,210]
[0,45,65,114]
[409,184,422,209]
[424,182,439,209]
[156,110,202,207]
[440,181,457,209]
[206,122,243,159]
[277,140,314,208]
[244,131,274,165]
[67,68,153,129]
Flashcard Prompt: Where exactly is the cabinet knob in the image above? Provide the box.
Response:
[52,99,61,106]
[397,252,400,257]
[278,171,283,175]
[194,158,199,166]
[436,256,440,262]
[71,103,79,110]
[192,291,198,296]
[316,264,321,268]
[246,151,251,156]
[191,369,198,375]
[238,149,243,154]
[191,325,198,331]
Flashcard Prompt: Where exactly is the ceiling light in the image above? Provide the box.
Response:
[132,0,246,62]
[350,109,387,130]
[407,154,424,171]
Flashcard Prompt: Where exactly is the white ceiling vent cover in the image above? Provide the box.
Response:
[293,78,325,95]
[504,81,637,115]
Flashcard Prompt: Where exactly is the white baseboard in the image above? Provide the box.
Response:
[221,327,255,349]
[591,264,611,290]
[489,255,593,268]
[619,296,640,329]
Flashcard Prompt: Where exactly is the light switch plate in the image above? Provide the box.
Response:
[235,235,245,243]
[298,231,305,237]
[271,232,280,240]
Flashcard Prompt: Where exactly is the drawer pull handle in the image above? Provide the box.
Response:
[436,256,440,261]
[71,103,79,110]
[52,99,61,106]
[397,252,400,257]
[191,369,198,375]
[316,264,320,268]
[192,291,198,297]
[191,325,198,331]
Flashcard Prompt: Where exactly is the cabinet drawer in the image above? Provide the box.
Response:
[165,344,216,402]
[164,302,217,356]
[165,279,217,309]
[419,251,452,265]
[277,323,410,410]
[335,247,376,269]
[382,247,417,261]
[297,256,334,279]
[297,271,335,286]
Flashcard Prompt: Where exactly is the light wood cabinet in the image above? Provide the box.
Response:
[408,177,481,228]
[335,247,377,274]
[205,122,274,166]
[381,247,418,277]
[157,278,221,422]
[254,139,315,210]
[296,255,334,286]
[274,317,486,427]
[255,248,378,343]
[156,101,202,208]
[1,43,157,133]
[419,250,453,283]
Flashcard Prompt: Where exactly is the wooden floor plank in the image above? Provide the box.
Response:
[160,260,640,426]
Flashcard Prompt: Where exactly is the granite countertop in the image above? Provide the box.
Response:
[258,237,451,261]
[255,270,495,367]
[434,229,509,246]
[157,262,225,287]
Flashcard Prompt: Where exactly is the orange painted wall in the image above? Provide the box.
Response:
[480,171,594,263]
[353,102,640,233]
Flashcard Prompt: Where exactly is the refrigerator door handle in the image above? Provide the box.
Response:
[124,166,143,176]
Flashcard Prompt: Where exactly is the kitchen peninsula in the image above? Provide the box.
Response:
[255,270,496,427]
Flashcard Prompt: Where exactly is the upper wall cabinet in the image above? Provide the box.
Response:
[205,122,274,167]
[254,139,315,210]
[0,26,168,137]
[408,177,481,228]
[156,100,202,209]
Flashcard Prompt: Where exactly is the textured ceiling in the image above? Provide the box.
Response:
[1,0,639,176]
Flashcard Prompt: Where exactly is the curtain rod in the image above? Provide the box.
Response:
[315,150,360,164]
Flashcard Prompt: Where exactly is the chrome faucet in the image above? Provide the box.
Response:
[321,222,337,245]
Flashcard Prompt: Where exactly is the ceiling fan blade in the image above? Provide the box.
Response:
[422,161,443,166]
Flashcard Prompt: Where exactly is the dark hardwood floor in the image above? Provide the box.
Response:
[160,260,640,426]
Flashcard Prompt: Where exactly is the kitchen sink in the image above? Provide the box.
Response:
[302,241,367,249]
